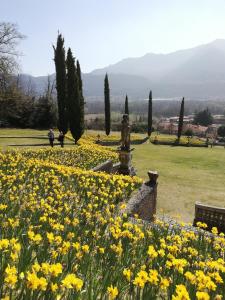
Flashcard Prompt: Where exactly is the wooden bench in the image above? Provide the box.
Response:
[193,202,225,233]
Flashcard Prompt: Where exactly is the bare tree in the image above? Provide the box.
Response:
[0,22,25,75]
[45,75,56,100]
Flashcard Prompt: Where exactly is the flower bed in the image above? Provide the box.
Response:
[17,141,117,170]
[0,142,225,299]
[150,135,207,147]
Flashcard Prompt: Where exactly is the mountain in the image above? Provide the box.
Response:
[20,39,225,99]
[91,39,225,98]
[92,39,225,79]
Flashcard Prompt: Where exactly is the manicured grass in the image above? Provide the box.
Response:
[0,128,47,136]
[0,128,74,149]
[132,141,225,222]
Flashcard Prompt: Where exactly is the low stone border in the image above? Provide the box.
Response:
[96,136,149,146]
[92,160,114,173]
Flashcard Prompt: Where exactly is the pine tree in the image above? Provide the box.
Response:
[53,33,68,134]
[66,48,81,143]
[148,90,153,136]
[125,94,129,115]
[177,97,185,141]
[104,74,110,135]
[76,60,84,136]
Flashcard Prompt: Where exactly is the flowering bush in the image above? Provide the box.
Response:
[150,135,206,146]
[67,132,145,143]
[0,142,225,299]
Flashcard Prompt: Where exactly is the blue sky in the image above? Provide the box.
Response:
[2,0,225,76]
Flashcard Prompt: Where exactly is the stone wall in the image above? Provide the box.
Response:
[92,160,159,223]
[124,171,158,222]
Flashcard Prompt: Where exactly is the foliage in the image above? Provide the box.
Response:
[193,108,213,127]
[125,95,129,115]
[150,134,205,146]
[0,77,57,129]
[132,122,148,133]
[104,74,111,135]
[0,93,33,128]
[76,60,84,138]
[66,48,82,143]
[217,125,225,138]
[184,129,193,137]
[148,90,153,137]
[177,97,184,141]
[29,96,57,129]
[53,33,68,134]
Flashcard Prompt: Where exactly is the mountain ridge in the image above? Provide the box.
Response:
[19,39,225,99]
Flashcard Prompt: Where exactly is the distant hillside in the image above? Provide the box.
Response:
[18,73,151,99]
[20,39,225,99]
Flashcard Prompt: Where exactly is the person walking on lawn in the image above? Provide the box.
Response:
[48,129,55,147]
[58,131,64,148]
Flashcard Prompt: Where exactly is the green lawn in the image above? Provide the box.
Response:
[0,128,74,149]
[132,141,225,222]
[1,128,224,223]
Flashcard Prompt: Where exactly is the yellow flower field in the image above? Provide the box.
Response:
[19,139,118,169]
[0,140,225,299]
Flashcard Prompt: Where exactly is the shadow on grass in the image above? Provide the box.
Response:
[9,142,75,147]
[0,136,48,139]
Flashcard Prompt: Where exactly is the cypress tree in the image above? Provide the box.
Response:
[53,33,68,134]
[125,94,129,115]
[148,90,153,136]
[177,97,185,141]
[76,60,84,136]
[104,74,110,135]
[66,48,81,143]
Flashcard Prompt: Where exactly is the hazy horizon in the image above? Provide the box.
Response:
[19,38,225,77]
[2,0,225,76]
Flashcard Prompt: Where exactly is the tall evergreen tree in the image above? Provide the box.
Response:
[177,97,185,141]
[53,33,68,134]
[125,94,129,115]
[76,60,84,136]
[104,74,110,135]
[66,48,81,143]
[148,90,153,136]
